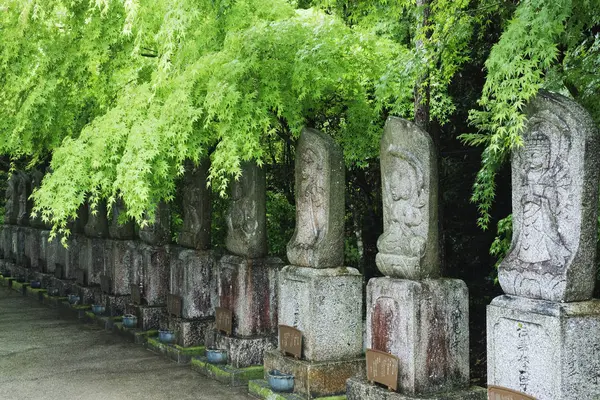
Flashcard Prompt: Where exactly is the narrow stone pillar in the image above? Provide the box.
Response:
[179,159,211,250]
[347,117,485,400]
[263,128,364,398]
[487,91,600,400]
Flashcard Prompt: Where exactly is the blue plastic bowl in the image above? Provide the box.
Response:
[158,329,176,344]
[206,348,228,365]
[91,304,105,315]
[267,369,294,393]
[122,314,138,329]
[30,281,42,289]
[67,294,80,305]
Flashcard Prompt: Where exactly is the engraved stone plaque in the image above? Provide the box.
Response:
[215,307,233,336]
[279,325,302,359]
[100,274,112,294]
[130,284,142,305]
[54,263,64,279]
[167,294,182,318]
[76,268,87,286]
[488,386,537,400]
[366,349,399,391]
[498,91,600,302]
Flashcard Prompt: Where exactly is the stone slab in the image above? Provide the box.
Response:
[217,254,281,337]
[346,377,486,400]
[264,350,365,398]
[125,304,166,331]
[146,336,205,364]
[136,243,170,306]
[487,295,600,400]
[207,331,276,369]
[278,266,363,362]
[366,278,469,395]
[163,316,215,348]
[98,293,130,316]
[191,357,264,387]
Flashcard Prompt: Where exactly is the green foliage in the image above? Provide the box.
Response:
[266,191,295,258]
[489,214,512,274]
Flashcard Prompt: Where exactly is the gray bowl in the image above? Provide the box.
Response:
[122,314,137,329]
[206,348,228,365]
[267,369,294,393]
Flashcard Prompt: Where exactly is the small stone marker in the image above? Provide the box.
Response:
[488,386,537,400]
[279,325,302,359]
[366,349,399,392]
[100,274,112,294]
[54,263,64,279]
[215,307,233,336]
[76,268,87,286]
[167,294,182,318]
[130,284,142,305]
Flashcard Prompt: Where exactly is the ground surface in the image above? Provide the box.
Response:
[0,287,253,400]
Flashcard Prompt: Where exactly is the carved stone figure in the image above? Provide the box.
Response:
[498,91,600,302]
[287,128,344,268]
[109,197,135,239]
[84,200,109,238]
[4,173,18,225]
[139,201,171,246]
[225,161,267,258]
[375,117,439,279]
[179,159,211,250]
[16,171,31,226]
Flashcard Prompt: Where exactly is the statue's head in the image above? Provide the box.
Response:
[525,131,551,170]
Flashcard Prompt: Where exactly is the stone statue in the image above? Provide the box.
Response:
[16,171,31,226]
[4,173,18,225]
[375,117,439,279]
[498,91,600,302]
[139,201,171,246]
[179,159,211,250]
[84,200,109,238]
[225,161,267,258]
[287,128,344,268]
[109,197,135,239]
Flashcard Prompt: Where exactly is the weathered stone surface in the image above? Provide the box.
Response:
[16,172,31,226]
[179,159,211,250]
[106,240,137,295]
[498,91,600,302]
[225,162,267,258]
[217,254,281,337]
[169,247,217,319]
[135,243,170,306]
[42,231,67,276]
[82,238,107,286]
[139,201,171,246]
[487,295,600,400]
[84,200,109,238]
[366,277,469,395]
[376,117,439,279]
[264,350,365,398]
[278,266,363,362]
[4,174,19,225]
[346,377,487,400]
[68,203,89,234]
[287,128,345,269]
[125,304,166,331]
[164,317,214,347]
[209,332,276,369]
[108,198,135,239]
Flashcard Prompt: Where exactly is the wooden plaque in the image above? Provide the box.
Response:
[488,386,537,400]
[100,274,112,294]
[279,325,302,359]
[130,284,142,305]
[75,269,87,286]
[215,307,233,336]
[167,294,182,318]
[54,264,64,279]
[366,349,399,392]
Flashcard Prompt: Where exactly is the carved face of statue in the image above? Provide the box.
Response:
[389,158,416,202]
[525,132,550,171]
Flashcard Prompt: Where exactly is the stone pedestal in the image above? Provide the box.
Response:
[105,240,137,295]
[165,317,214,348]
[487,295,600,400]
[210,333,276,369]
[99,293,130,316]
[136,243,170,306]
[125,304,166,331]
[278,266,363,362]
[346,377,486,400]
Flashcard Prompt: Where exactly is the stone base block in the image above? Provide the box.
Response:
[346,377,486,400]
[59,301,91,320]
[487,295,600,400]
[165,317,214,348]
[366,278,470,395]
[98,293,130,316]
[248,380,310,400]
[206,331,276,368]
[264,350,365,398]
[72,284,102,305]
[126,304,166,331]
[113,322,158,344]
[85,312,122,330]
[146,336,205,364]
[279,266,363,362]
[191,357,264,387]
[217,254,281,336]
